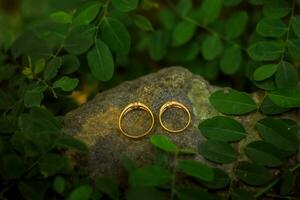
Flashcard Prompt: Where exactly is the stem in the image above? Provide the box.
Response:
[170,151,178,200]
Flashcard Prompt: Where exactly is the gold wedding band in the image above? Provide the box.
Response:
[159,101,191,133]
[118,102,154,139]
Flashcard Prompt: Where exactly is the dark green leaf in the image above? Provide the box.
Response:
[256,18,287,37]
[280,171,295,195]
[225,11,248,39]
[198,140,237,164]
[100,17,131,53]
[129,165,171,187]
[87,39,114,81]
[68,185,93,200]
[197,0,222,25]
[125,187,168,200]
[198,168,230,189]
[260,95,289,115]
[120,155,136,173]
[209,89,257,115]
[43,57,62,81]
[199,116,246,142]
[0,64,17,80]
[34,59,46,74]
[275,61,298,88]
[175,0,193,17]
[73,2,102,26]
[172,21,196,47]
[39,153,67,177]
[24,85,47,107]
[291,15,300,38]
[96,176,119,200]
[231,189,255,200]
[253,64,278,81]
[64,25,95,55]
[236,162,273,186]
[149,30,169,61]
[223,0,242,7]
[248,41,283,61]
[178,160,214,181]
[60,55,80,74]
[220,45,242,75]
[245,141,284,167]
[133,14,153,31]
[111,0,138,12]
[255,117,298,152]
[177,187,219,200]
[150,134,178,153]
[201,34,223,60]
[287,39,300,60]
[53,176,65,194]
[268,88,300,108]
[53,76,78,91]
[0,154,25,179]
[263,0,291,18]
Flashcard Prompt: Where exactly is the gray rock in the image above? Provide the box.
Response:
[63,66,299,180]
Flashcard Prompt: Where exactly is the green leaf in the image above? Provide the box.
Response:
[68,185,93,200]
[231,189,255,200]
[268,88,300,108]
[158,8,177,31]
[87,40,114,81]
[177,187,219,200]
[111,0,138,12]
[253,64,278,81]
[260,95,289,115]
[275,61,298,88]
[172,21,196,47]
[39,153,67,177]
[248,41,283,61]
[177,160,214,181]
[53,176,66,194]
[150,134,178,153]
[256,18,287,37]
[56,135,88,153]
[175,0,193,17]
[245,141,284,167]
[199,168,230,189]
[225,11,248,39]
[209,89,257,115]
[220,45,242,75]
[60,55,80,74]
[50,11,72,24]
[125,187,168,200]
[64,25,95,55]
[287,39,300,60]
[133,14,153,31]
[43,57,62,81]
[129,165,171,187]
[0,154,25,179]
[73,2,102,26]
[95,176,119,200]
[201,34,223,60]
[53,76,78,91]
[263,0,291,18]
[34,58,46,74]
[199,116,246,142]
[280,171,295,195]
[198,140,237,164]
[197,0,222,25]
[255,117,298,152]
[24,85,47,107]
[100,17,131,53]
[236,162,273,186]
[149,30,169,61]
[223,0,242,7]
[291,15,300,38]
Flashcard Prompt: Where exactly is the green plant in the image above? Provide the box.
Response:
[0,0,300,199]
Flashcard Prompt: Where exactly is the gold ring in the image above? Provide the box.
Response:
[159,101,191,133]
[118,102,154,139]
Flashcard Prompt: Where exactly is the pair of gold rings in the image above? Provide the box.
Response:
[118,101,191,139]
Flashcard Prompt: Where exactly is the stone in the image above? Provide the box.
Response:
[63,66,299,180]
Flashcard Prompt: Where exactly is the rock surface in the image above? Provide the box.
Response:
[63,66,298,180]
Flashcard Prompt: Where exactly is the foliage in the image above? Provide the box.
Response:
[0,0,300,199]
